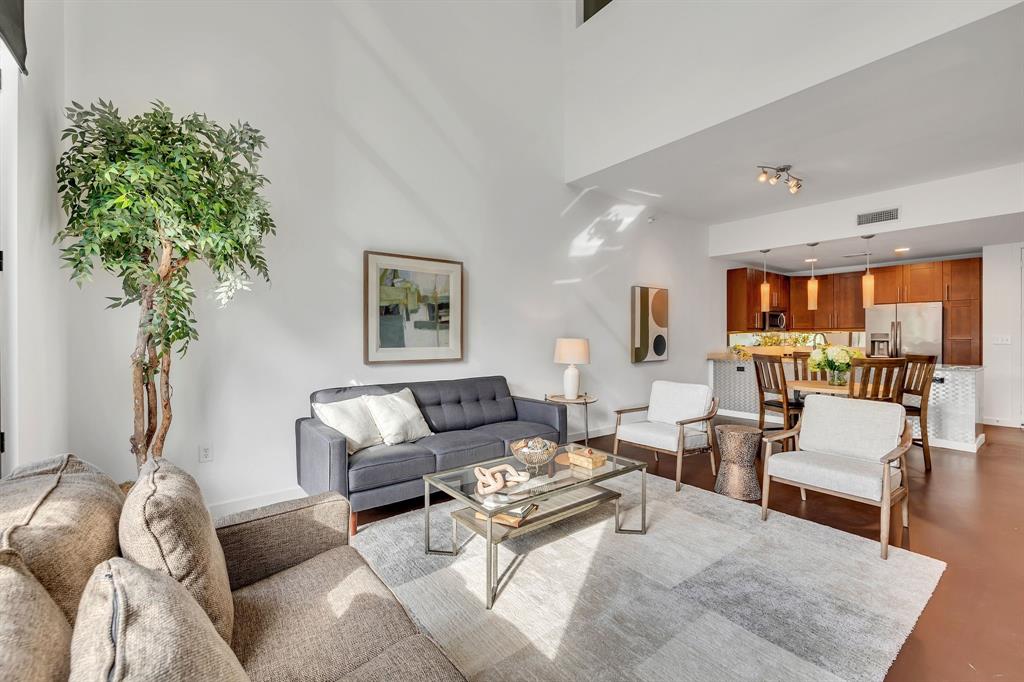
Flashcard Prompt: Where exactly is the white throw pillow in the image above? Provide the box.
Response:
[362,388,433,445]
[312,398,384,454]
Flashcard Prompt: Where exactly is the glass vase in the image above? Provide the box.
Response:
[827,369,849,386]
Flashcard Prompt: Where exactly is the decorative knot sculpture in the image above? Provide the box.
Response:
[474,464,530,496]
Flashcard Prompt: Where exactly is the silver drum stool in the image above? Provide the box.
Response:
[714,425,763,500]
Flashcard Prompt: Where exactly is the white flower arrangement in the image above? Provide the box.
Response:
[808,345,863,373]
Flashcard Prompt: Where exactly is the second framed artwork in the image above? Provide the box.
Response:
[364,251,464,364]
[631,285,668,363]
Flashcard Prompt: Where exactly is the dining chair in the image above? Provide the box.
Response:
[902,354,937,472]
[792,350,826,382]
[849,357,907,403]
[612,381,719,492]
[752,353,802,433]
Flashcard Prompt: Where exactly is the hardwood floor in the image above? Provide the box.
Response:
[359,421,1024,681]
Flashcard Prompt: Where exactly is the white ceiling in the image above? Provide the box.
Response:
[723,212,1024,273]
[571,3,1024,224]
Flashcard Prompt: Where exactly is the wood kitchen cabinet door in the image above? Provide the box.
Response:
[903,261,943,302]
[872,265,903,304]
[832,272,865,329]
[943,257,981,301]
[943,299,982,365]
[813,275,835,329]
[789,276,815,329]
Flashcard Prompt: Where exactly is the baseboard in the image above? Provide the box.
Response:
[208,486,306,519]
[928,434,986,453]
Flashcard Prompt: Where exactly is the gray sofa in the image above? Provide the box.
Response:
[295,376,567,530]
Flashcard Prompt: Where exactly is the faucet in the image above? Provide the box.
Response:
[811,333,827,349]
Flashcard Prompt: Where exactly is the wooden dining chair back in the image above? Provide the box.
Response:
[792,350,826,381]
[849,357,907,403]
[902,354,937,471]
[752,353,801,433]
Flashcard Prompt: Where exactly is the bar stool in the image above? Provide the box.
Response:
[902,354,937,472]
[849,357,907,403]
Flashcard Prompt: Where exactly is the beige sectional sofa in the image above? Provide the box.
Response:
[0,453,464,681]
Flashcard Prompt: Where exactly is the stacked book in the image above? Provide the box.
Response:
[475,503,537,528]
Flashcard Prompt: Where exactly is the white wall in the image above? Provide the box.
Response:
[563,0,1018,181]
[982,243,1024,427]
[707,164,1024,257]
[0,0,69,475]
[61,1,726,509]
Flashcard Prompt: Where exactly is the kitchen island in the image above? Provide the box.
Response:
[707,352,985,452]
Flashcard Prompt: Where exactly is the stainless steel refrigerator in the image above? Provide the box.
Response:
[864,302,942,362]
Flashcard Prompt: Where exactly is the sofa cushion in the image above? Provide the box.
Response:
[768,450,901,502]
[648,382,712,431]
[119,458,234,644]
[0,453,124,623]
[798,394,905,462]
[348,442,436,492]
[312,397,383,453]
[417,430,504,470]
[231,545,418,681]
[363,388,433,445]
[70,558,248,682]
[472,420,559,453]
[616,421,708,452]
[338,634,464,682]
[0,548,71,681]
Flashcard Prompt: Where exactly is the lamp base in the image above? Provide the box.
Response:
[563,364,580,400]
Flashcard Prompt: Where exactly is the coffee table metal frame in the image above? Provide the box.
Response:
[423,448,646,608]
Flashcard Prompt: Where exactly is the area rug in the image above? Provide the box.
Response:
[351,474,945,682]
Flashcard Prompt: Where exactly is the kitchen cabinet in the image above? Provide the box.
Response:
[813,275,835,329]
[833,272,865,329]
[789,276,814,330]
[768,272,789,311]
[726,267,787,331]
[943,299,982,365]
[903,261,943,302]
[872,265,903,304]
[943,257,981,301]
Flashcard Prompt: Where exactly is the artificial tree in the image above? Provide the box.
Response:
[56,100,276,469]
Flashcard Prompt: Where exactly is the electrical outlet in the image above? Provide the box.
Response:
[198,445,213,463]
[992,335,1012,345]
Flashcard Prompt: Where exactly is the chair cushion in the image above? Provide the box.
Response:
[799,394,905,462]
[767,450,901,502]
[417,430,504,470]
[70,558,248,682]
[0,453,124,623]
[764,398,803,410]
[616,421,708,453]
[0,549,71,681]
[348,442,436,492]
[231,545,418,682]
[338,634,464,682]
[119,458,234,644]
[471,420,559,453]
[647,382,712,431]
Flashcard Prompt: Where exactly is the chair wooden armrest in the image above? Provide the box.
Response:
[880,419,913,463]
[762,424,800,443]
[614,405,649,415]
[676,397,720,426]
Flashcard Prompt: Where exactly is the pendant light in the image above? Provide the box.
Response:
[760,249,771,312]
[805,242,819,311]
[861,234,875,308]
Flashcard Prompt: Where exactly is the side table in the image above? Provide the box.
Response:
[544,393,598,445]
[713,424,762,500]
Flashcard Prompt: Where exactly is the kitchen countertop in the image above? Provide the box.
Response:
[707,351,983,372]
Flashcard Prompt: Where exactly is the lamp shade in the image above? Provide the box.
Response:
[554,338,590,365]
[807,276,818,311]
[862,271,875,308]
[760,280,771,312]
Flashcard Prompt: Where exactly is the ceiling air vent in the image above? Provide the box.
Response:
[857,208,899,226]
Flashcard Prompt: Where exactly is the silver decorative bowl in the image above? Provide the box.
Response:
[510,437,557,472]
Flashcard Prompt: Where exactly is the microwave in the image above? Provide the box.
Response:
[761,311,787,331]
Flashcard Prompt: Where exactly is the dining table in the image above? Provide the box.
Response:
[789,379,859,396]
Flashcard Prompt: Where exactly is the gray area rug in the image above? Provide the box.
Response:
[352,474,945,682]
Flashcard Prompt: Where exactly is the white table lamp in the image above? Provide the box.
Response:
[554,338,590,400]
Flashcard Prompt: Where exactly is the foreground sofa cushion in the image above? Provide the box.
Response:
[231,545,419,681]
[119,458,234,644]
[338,634,464,682]
[0,549,72,681]
[348,442,436,492]
[417,430,504,470]
[471,420,559,452]
[0,453,124,623]
[70,558,249,682]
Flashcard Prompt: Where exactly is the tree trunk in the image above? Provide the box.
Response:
[151,351,172,458]
[128,290,154,470]
[143,344,158,454]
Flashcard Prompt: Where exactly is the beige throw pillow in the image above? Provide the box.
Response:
[0,453,124,623]
[70,558,249,682]
[119,458,234,644]
[0,549,72,681]
[362,388,433,445]
[312,397,384,453]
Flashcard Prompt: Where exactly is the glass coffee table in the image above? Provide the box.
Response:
[423,444,646,608]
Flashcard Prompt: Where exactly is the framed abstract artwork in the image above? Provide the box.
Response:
[631,286,668,363]
[364,251,463,364]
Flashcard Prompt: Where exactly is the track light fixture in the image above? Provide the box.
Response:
[756,164,803,195]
